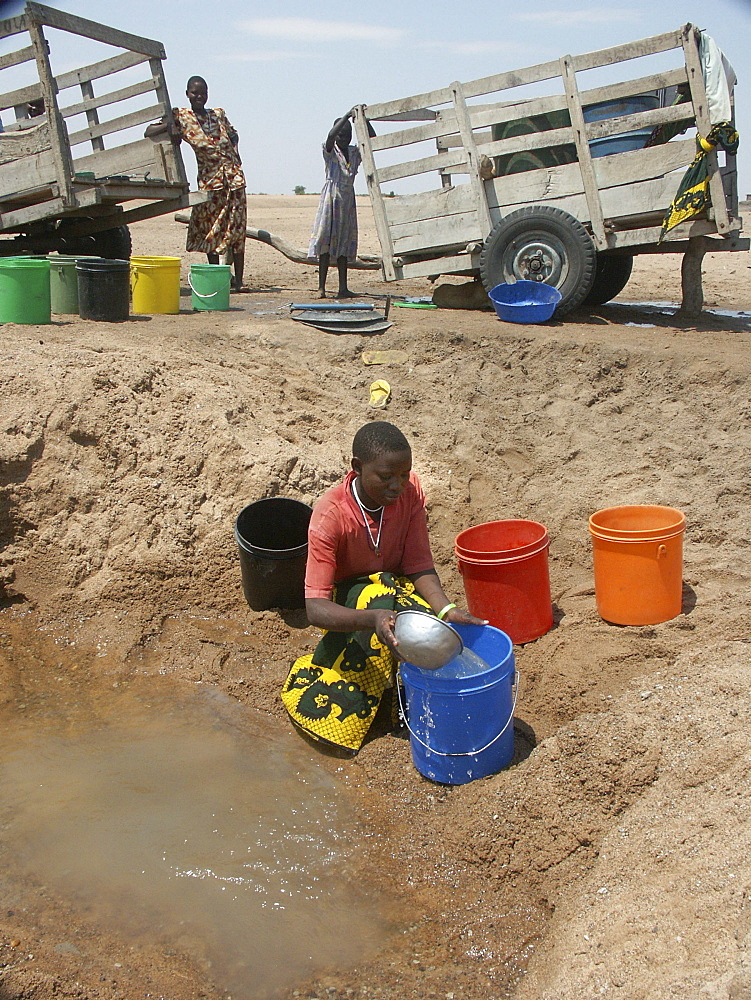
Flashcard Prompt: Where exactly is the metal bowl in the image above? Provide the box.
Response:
[394,609,463,670]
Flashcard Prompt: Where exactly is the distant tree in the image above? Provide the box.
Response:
[294,185,306,195]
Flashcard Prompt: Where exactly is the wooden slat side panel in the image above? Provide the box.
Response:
[0,45,36,71]
[0,82,43,113]
[570,28,684,73]
[367,29,683,122]
[73,137,166,178]
[0,149,57,197]
[0,14,28,42]
[383,184,476,225]
[391,212,482,254]
[485,141,694,213]
[59,77,159,118]
[370,113,458,152]
[55,51,149,92]
[66,103,163,146]
[25,2,165,58]
[378,148,468,184]
[399,252,481,280]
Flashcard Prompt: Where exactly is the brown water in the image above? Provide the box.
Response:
[0,633,388,997]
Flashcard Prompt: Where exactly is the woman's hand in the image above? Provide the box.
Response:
[372,608,399,655]
[444,606,488,627]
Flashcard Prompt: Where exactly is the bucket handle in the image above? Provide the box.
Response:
[396,669,521,757]
[188,273,230,298]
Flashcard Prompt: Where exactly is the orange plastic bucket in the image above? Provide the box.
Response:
[455,519,553,644]
[588,505,686,625]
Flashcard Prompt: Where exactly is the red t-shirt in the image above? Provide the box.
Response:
[304,469,435,599]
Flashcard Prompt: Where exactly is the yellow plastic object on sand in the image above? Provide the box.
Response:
[369,380,391,408]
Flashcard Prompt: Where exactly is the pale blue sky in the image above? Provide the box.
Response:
[1,1,750,198]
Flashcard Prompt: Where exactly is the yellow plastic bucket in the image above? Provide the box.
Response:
[130,255,181,314]
[588,505,686,625]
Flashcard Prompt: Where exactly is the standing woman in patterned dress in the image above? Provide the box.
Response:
[147,76,247,291]
[308,109,375,298]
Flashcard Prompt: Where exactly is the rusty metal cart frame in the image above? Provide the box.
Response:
[353,24,748,315]
[0,2,199,256]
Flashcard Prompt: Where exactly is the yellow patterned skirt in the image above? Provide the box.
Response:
[281,572,432,753]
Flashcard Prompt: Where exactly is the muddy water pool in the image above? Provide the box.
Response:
[0,614,390,997]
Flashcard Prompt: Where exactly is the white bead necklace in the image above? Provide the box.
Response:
[352,478,384,557]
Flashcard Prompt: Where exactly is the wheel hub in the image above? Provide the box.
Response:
[504,238,566,285]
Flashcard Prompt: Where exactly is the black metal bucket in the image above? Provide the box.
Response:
[234,498,312,611]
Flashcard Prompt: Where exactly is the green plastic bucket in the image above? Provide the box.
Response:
[0,257,51,324]
[189,263,231,311]
[47,255,99,314]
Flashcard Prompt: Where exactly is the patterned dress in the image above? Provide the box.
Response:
[308,143,362,261]
[172,107,247,255]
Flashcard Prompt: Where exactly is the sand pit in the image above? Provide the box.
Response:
[1,196,750,1000]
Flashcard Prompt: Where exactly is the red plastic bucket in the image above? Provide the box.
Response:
[455,519,553,644]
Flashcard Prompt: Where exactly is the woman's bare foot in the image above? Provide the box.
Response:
[317,289,327,299]
[335,289,357,299]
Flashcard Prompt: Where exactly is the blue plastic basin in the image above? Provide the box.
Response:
[488,280,562,324]
[584,93,659,159]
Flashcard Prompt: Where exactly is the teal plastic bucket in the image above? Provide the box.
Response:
[399,623,517,785]
[189,263,231,311]
[48,255,99,314]
[0,257,51,324]
[584,93,659,159]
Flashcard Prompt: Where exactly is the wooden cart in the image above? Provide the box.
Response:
[353,24,748,315]
[0,2,198,257]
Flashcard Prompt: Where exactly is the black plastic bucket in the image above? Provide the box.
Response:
[76,258,130,322]
[234,498,313,610]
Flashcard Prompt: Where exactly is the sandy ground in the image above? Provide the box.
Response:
[1,195,751,1000]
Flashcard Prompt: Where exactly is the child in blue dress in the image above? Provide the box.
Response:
[308,109,374,298]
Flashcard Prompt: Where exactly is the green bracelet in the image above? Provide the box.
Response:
[437,603,457,620]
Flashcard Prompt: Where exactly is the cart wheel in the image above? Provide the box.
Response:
[480,206,596,316]
[583,252,634,306]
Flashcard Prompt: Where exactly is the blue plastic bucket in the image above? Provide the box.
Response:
[584,94,659,159]
[399,623,516,785]
[488,280,561,323]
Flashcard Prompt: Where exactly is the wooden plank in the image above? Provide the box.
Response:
[583,103,695,141]
[55,51,149,93]
[0,149,57,198]
[399,252,481,280]
[377,147,467,184]
[485,140,694,212]
[59,77,158,119]
[579,66,688,108]
[0,82,43,113]
[92,182,184,201]
[681,23,730,234]
[27,21,75,206]
[148,56,187,187]
[451,81,492,237]
[0,45,36,71]
[392,211,482,254]
[73,137,165,178]
[368,57,565,119]
[374,109,438,122]
[0,195,66,229]
[353,105,396,280]
[571,28,683,73]
[66,103,164,147]
[79,81,104,153]
[25,3,165,59]
[370,113,458,152]
[0,13,29,42]
[384,184,476,225]
[560,54,606,248]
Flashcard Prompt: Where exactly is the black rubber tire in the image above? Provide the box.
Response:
[582,252,634,306]
[480,206,596,316]
[60,224,132,260]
